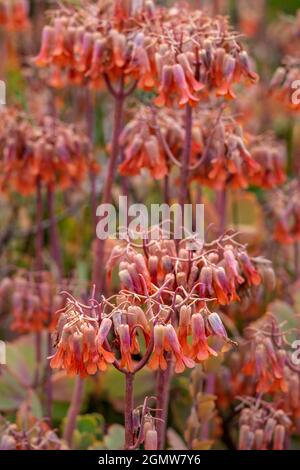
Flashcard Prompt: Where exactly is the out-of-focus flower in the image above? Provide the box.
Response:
[0,107,99,195]
[238,399,292,450]
[0,0,29,32]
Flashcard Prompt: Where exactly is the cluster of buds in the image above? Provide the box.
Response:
[238,398,292,450]
[0,107,98,195]
[241,314,292,394]
[0,416,67,450]
[34,1,258,101]
[0,0,29,31]
[270,59,300,113]
[107,231,273,306]
[268,181,300,245]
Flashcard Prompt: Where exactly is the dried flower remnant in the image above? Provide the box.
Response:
[0,416,68,450]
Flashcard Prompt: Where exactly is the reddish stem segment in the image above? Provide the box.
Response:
[156,356,173,450]
[34,179,43,389]
[93,77,125,295]
[47,184,62,276]
[63,376,84,447]
[179,104,193,208]
[217,189,227,235]
[124,372,134,449]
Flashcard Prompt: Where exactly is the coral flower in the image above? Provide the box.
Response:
[190,314,217,362]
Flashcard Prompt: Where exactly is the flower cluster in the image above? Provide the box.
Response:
[107,232,272,305]
[34,1,258,102]
[268,181,300,244]
[238,398,292,450]
[0,0,29,31]
[0,273,67,333]
[242,314,288,393]
[247,136,286,188]
[270,60,300,113]
[0,107,99,195]
[50,297,115,377]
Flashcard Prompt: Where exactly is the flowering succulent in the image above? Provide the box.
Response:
[34,0,258,101]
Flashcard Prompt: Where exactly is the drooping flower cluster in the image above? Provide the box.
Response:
[238,398,292,450]
[0,0,29,31]
[0,273,70,333]
[107,231,273,305]
[270,59,300,113]
[247,135,286,188]
[242,314,288,393]
[267,181,300,245]
[34,1,258,102]
[50,297,115,377]
[0,107,99,195]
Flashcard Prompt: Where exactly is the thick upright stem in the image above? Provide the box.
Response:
[63,376,84,447]
[179,104,193,208]
[86,90,97,230]
[93,77,125,294]
[156,356,173,450]
[47,184,62,276]
[124,372,134,450]
[34,179,43,388]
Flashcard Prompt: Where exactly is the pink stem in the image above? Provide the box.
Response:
[179,104,193,208]
[93,76,125,295]
[124,372,134,449]
[34,179,43,388]
[63,376,84,447]
[86,89,97,230]
[45,332,53,420]
[156,355,173,450]
[47,184,62,276]
[217,188,227,235]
